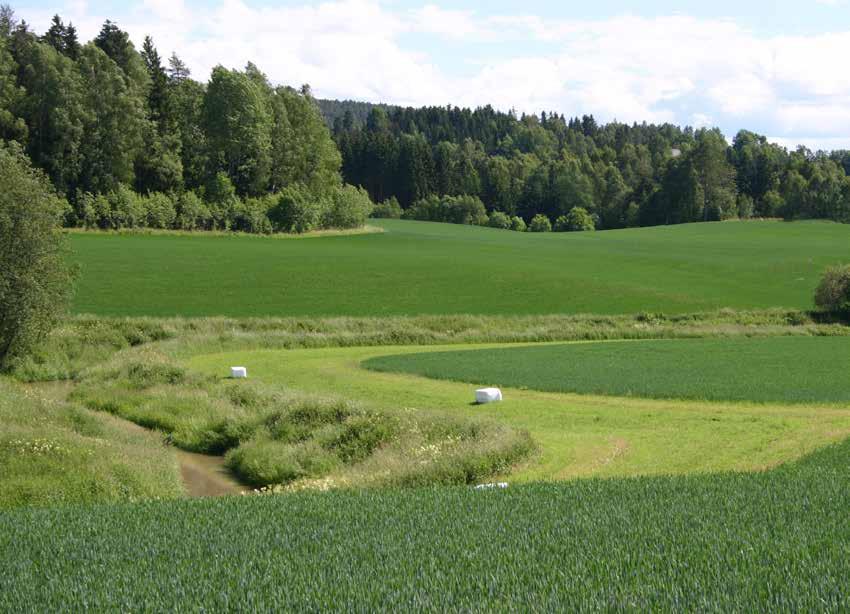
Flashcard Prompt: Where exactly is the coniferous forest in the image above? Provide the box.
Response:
[2,6,850,233]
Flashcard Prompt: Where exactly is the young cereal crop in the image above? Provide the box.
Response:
[1,437,848,610]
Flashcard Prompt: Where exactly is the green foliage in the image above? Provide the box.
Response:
[2,437,849,609]
[202,66,272,196]
[509,215,526,232]
[528,213,551,232]
[487,210,511,229]
[174,191,210,230]
[370,196,402,219]
[0,146,75,369]
[67,220,850,317]
[365,336,850,404]
[0,378,182,509]
[268,184,321,233]
[322,184,372,229]
[814,265,850,314]
[404,194,488,225]
[141,192,176,229]
[554,207,595,232]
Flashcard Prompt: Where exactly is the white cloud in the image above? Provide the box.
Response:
[15,2,850,148]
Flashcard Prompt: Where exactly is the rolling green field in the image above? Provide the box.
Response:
[69,219,850,317]
[2,437,848,610]
[364,336,850,404]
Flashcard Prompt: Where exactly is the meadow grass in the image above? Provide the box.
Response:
[1,437,848,610]
[187,344,850,481]
[12,308,843,382]
[68,219,850,317]
[0,378,183,509]
[364,336,850,404]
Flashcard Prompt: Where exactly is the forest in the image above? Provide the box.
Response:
[2,6,850,233]
[324,101,850,229]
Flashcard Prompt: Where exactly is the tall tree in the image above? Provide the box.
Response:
[76,43,146,193]
[202,65,272,195]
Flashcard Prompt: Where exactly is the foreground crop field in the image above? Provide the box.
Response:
[2,437,848,610]
[69,219,850,317]
[188,343,850,481]
[364,336,850,404]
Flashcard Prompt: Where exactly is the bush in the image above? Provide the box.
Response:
[268,184,323,233]
[142,193,177,229]
[528,214,552,232]
[203,172,240,230]
[175,191,211,230]
[815,265,850,315]
[108,185,145,228]
[488,210,511,230]
[405,194,488,226]
[555,207,595,232]
[371,196,403,219]
[323,184,373,229]
[234,195,274,234]
[0,145,75,370]
[510,216,527,232]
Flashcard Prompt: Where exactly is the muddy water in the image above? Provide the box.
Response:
[176,450,247,497]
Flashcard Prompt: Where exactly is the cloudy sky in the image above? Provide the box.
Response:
[12,0,850,150]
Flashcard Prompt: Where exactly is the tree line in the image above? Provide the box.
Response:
[322,101,850,230]
[3,4,850,236]
[0,7,372,233]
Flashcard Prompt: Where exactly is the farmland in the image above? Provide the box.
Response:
[69,219,850,317]
[2,437,848,610]
[2,221,850,609]
[364,336,850,404]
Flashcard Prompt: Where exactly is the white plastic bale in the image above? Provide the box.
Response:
[475,387,503,404]
[231,366,247,379]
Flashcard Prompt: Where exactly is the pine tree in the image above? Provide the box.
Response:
[167,52,190,82]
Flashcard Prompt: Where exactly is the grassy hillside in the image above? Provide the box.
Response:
[2,437,848,610]
[68,220,850,317]
[364,336,850,404]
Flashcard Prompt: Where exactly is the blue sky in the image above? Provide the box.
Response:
[13,1,850,150]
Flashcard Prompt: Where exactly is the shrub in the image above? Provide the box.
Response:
[108,185,145,228]
[510,216,527,232]
[323,184,373,229]
[528,214,552,232]
[814,265,850,315]
[73,191,98,228]
[233,195,274,234]
[405,194,488,226]
[371,196,403,219]
[203,172,240,230]
[488,210,511,230]
[142,193,177,229]
[268,184,324,233]
[0,145,75,370]
[175,191,211,231]
[555,207,595,232]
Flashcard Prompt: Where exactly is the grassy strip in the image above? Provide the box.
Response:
[364,336,850,404]
[0,378,183,509]
[11,308,846,382]
[63,225,384,239]
[70,354,534,489]
[67,219,850,317]
[1,437,848,610]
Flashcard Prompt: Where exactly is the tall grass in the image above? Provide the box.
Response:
[12,308,846,382]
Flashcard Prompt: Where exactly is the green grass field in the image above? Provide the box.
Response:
[364,336,850,404]
[69,219,850,317]
[2,437,848,610]
[187,343,850,481]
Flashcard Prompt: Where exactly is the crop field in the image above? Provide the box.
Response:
[364,336,850,404]
[69,219,850,317]
[2,437,848,610]
[187,343,850,481]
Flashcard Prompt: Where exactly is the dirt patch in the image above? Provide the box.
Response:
[177,450,247,497]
